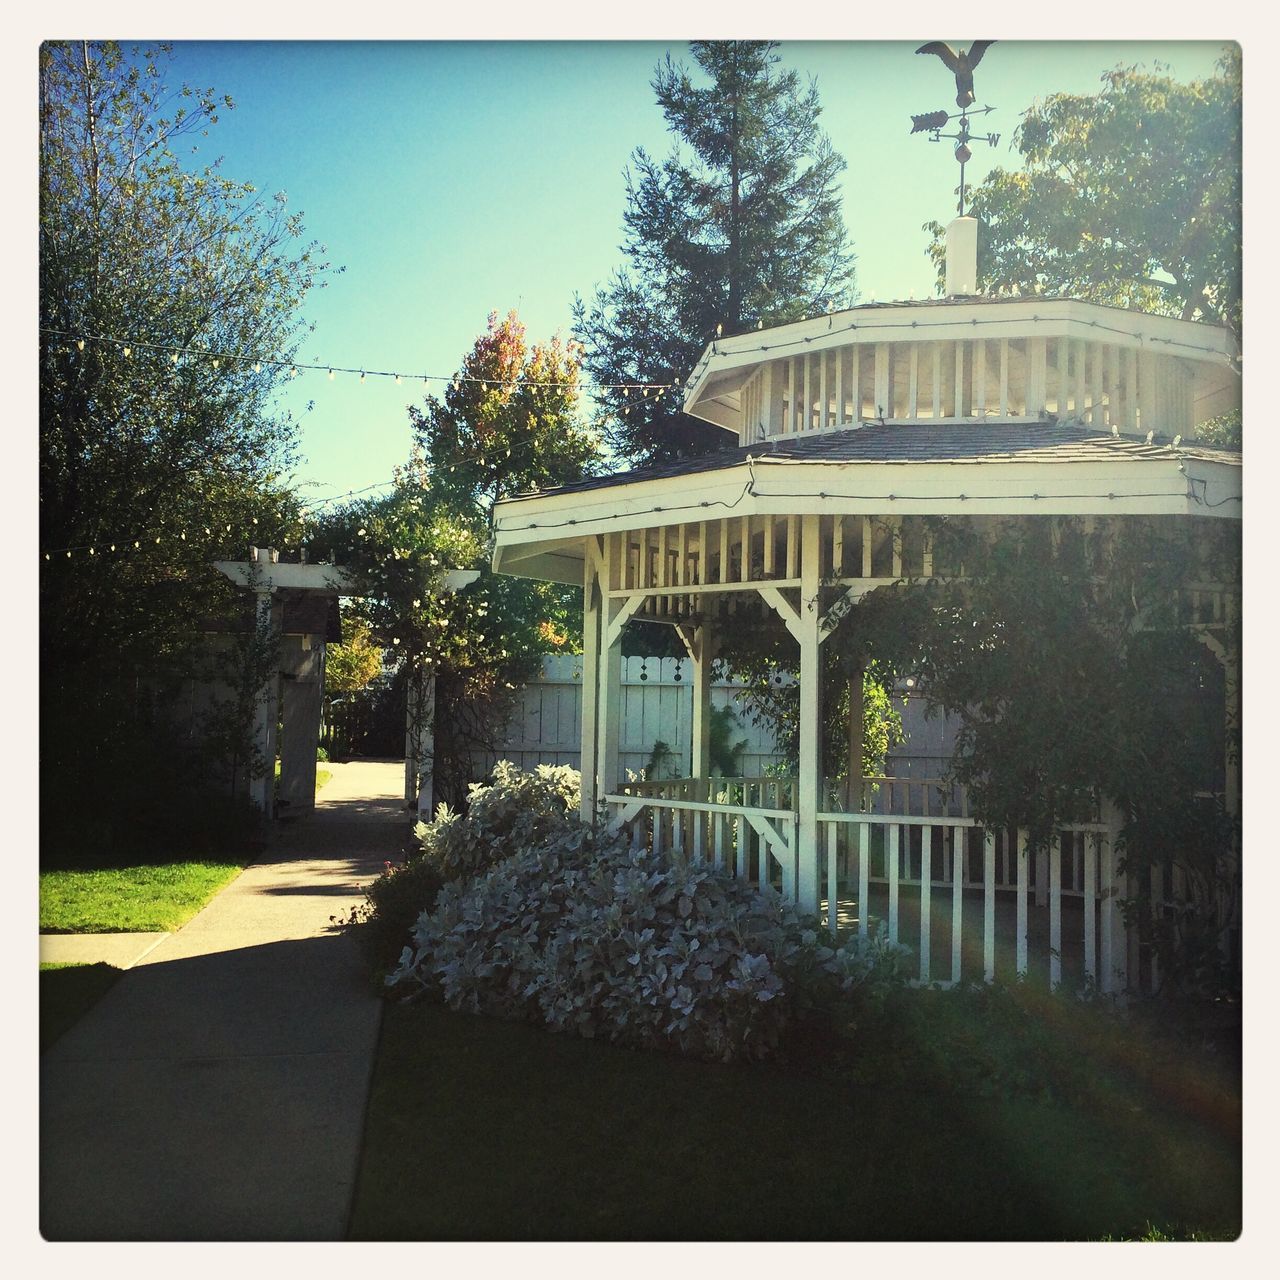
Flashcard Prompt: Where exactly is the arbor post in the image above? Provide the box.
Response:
[405,662,436,816]
[248,577,279,818]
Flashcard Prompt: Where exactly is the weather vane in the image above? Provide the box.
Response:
[911,41,999,216]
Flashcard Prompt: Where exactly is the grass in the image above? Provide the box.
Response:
[41,766,336,933]
[39,860,243,933]
[274,762,333,790]
[40,962,123,1052]
[350,994,1241,1241]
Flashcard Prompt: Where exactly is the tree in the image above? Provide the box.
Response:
[574,41,857,464]
[314,315,601,805]
[39,41,332,849]
[409,311,603,518]
[925,52,1241,338]
[324,615,383,695]
[828,515,1240,992]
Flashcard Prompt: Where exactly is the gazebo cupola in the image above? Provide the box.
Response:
[682,224,1239,445]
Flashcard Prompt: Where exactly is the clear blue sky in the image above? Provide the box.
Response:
[159,39,1232,504]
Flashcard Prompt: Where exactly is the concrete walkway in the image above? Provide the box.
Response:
[40,760,409,1241]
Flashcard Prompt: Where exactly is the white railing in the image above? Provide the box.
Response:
[603,774,1128,994]
[606,780,798,900]
[818,814,1125,993]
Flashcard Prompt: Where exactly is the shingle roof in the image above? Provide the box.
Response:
[504,422,1240,502]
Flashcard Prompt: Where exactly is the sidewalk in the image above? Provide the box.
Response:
[40,760,408,1241]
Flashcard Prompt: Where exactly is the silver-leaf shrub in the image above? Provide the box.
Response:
[414,761,582,883]
[388,826,912,1063]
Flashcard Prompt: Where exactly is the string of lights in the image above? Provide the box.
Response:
[494,466,1239,535]
[39,327,684,396]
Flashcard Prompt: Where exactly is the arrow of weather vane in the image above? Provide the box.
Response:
[911,41,1000,216]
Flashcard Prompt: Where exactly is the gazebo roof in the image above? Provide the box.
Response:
[504,421,1240,504]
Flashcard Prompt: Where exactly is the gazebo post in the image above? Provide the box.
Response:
[598,535,628,811]
[796,515,823,914]
[579,549,603,823]
[686,623,717,782]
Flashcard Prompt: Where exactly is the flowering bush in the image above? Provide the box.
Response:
[388,827,911,1063]
[414,760,581,883]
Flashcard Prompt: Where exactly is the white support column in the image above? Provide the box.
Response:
[795,514,823,914]
[681,622,717,781]
[579,545,603,823]
[919,826,932,983]
[599,538,628,805]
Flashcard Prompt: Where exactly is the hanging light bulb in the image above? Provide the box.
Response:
[289,366,297,378]
[123,346,132,358]
[44,553,50,561]
[715,323,723,338]
[171,352,180,364]
[254,362,262,373]
[395,374,401,385]
[328,368,335,381]
[212,358,220,370]
[110,544,116,552]
[134,540,141,548]
[66,550,71,558]
[180,531,186,540]
[360,371,366,383]
[88,547,95,555]
[76,339,85,351]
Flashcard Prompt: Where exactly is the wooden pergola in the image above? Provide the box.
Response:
[492,269,1241,995]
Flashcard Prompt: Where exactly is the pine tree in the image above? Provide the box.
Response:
[574,41,857,465]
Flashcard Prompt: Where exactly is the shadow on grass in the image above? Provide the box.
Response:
[350,995,1241,1242]
[40,962,122,1053]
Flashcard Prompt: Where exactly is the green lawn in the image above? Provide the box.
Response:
[40,962,123,1052]
[39,860,244,933]
[350,998,1241,1241]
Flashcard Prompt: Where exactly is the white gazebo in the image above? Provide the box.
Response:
[491,221,1241,995]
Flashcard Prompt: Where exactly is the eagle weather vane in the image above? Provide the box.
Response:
[911,41,999,216]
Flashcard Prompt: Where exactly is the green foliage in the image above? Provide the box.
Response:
[925,52,1240,336]
[313,315,597,802]
[641,739,677,781]
[708,704,748,776]
[414,761,583,883]
[574,40,857,463]
[828,514,1240,978]
[408,310,603,518]
[715,617,904,780]
[40,41,332,844]
[389,827,910,1064]
[337,764,581,977]
[324,614,383,695]
[334,856,448,978]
